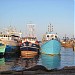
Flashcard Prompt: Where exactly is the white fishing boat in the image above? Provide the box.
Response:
[0,26,22,46]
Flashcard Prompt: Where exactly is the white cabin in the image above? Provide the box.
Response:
[46,34,58,41]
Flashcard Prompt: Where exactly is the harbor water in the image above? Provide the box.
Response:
[0,47,75,72]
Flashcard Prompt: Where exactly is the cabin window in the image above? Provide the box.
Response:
[4,35,5,37]
[55,36,57,38]
[47,35,49,37]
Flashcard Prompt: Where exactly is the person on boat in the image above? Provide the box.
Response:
[25,41,30,46]
[21,41,31,47]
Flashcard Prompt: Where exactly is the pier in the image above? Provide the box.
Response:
[0,66,75,75]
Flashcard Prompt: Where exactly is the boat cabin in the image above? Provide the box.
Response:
[22,37,37,43]
[46,34,58,41]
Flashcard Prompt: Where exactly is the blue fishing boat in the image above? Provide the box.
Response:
[41,24,61,54]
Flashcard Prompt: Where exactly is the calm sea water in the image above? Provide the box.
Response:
[0,47,75,72]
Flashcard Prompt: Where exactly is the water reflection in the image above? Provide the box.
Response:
[0,56,17,72]
[41,54,60,70]
[74,52,75,65]
[0,54,39,72]
[0,48,75,72]
[0,58,5,65]
[20,54,39,69]
[0,58,5,72]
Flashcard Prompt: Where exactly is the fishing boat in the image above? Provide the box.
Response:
[60,35,74,48]
[41,24,61,55]
[0,26,22,56]
[0,26,22,45]
[20,40,40,57]
[0,42,6,56]
[20,23,40,57]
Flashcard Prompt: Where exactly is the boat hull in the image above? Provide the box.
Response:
[20,46,38,57]
[41,40,61,54]
[5,45,20,57]
[0,45,6,55]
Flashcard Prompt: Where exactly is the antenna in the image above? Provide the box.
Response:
[48,23,53,33]
[27,23,35,37]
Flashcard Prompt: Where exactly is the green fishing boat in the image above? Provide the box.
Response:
[0,43,6,55]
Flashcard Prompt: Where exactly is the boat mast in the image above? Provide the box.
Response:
[48,23,53,33]
[6,25,22,37]
[27,23,35,37]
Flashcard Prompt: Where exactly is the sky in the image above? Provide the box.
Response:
[0,0,74,40]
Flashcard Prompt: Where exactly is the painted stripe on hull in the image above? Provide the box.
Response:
[20,47,38,52]
[20,46,38,57]
[21,51,37,57]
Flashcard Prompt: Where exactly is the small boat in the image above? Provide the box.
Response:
[0,43,6,56]
[61,41,73,48]
[41,24,61,54]
[60,35,74,48]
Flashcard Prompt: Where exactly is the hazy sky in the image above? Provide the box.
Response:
[0,0,74,40]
